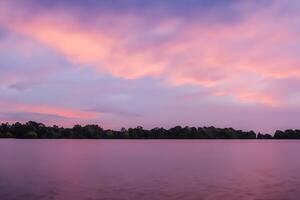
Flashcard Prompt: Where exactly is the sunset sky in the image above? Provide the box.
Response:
[0,0,300,133]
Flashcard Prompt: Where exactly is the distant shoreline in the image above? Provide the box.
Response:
[0,121,299,139]
[1,138,300,140]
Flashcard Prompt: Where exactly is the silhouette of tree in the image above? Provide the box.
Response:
[0,121,299,139]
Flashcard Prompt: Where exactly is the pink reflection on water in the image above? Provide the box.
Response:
[0,140,300,200]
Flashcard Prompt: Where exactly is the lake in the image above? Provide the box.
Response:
[0,140,299,200]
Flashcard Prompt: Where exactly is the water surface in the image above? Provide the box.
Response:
[0,140,299,200]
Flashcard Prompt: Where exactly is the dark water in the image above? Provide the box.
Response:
[0,140,300,200]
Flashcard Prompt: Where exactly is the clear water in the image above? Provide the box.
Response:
[0,139,300,200]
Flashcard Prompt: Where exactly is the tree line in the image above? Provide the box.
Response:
[0,121,299,139]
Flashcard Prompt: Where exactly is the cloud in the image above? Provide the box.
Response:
[87,107,141,117]
[0,0,300,131]
[1,0,299,107]
[0,101,100,120]
[0,27,72,91]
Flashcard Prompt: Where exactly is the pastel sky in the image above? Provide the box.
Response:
[1,0,300,133]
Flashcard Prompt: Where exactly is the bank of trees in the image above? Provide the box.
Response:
[0,121,299,139]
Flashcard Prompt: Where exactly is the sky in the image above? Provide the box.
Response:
[0,0,300,133]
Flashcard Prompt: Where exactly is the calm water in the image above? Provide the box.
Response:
[0,140,300,200]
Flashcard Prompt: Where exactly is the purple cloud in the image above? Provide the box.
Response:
[0,0,300,133]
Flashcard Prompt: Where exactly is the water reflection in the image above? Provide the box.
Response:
[0,140,300,200]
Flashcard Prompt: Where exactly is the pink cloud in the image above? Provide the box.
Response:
[1,0,300,107]
[0,101,99,120]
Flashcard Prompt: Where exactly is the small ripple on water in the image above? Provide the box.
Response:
[1,140,300,200]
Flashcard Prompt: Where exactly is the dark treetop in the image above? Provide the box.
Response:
[0,121,298,139]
